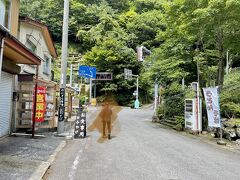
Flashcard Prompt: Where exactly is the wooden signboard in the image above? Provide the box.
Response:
[74,108,86,138]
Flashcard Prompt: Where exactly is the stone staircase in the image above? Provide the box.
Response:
[160,118,177,128]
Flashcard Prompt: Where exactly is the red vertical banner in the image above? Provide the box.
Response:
[34,86,46,122]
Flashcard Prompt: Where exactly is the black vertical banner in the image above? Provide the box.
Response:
[59,88,65,121]
[74,108,86,138]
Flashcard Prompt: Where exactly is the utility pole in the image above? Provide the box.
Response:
[131,74,139,108]
[58,0,69,134]
[124,68,139,108]
[153,81,158,116]
[136,76,139,100]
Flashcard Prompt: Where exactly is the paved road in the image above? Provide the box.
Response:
[44,107,240,180]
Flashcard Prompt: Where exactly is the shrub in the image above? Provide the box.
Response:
[157,105,164,120]
[175,116,185,130]
[221,71,240,118]
[163,82,185,118]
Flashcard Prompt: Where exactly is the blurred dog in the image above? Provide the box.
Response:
[87,99,122,143]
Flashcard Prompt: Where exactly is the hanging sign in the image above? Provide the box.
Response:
[34,86,46,122]
[203,87,221,128]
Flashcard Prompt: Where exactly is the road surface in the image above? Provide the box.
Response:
[44,107,240,180]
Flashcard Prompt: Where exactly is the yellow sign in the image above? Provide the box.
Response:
[91,98,97,106]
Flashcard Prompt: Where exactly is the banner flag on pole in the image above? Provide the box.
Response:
[34,86,46,122]
[203,87,221,128]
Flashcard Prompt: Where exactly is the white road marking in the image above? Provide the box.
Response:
[68,138,90,180]
[68,151,81,180]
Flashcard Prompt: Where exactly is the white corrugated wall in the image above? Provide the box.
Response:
[0,71,13,137]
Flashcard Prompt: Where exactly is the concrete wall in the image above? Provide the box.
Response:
[18,23,52,81]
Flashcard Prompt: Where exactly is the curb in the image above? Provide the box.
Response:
[29,140,67,180]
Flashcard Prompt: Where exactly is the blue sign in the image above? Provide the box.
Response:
[79,66,96,78]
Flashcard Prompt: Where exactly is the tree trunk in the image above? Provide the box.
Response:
[216,28,224,90]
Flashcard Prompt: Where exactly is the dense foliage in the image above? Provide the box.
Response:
[221,70,240,118]
[20,0,240,112]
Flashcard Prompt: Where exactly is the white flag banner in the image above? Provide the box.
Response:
[203,87,221,128]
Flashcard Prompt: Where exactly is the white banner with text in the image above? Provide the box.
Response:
[203,87,221,128]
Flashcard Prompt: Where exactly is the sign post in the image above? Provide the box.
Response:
[32,65,39,138]
[124,68,139,109]
[192,82,201,132]
[154,83,158,116]
[89,78,92,103]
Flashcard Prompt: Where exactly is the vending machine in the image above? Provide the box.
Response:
[185,99,202,132]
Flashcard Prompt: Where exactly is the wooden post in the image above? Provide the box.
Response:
[52,84,57,128]
[32,65,39,138]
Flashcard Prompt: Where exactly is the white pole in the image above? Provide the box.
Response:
[70,64,73,87]
[197,82,201,132]
[197,58,201,132]
[94,83,96,98]
[154,83,158,115]
[0,38,4,81]
[136,76,139,100]
[137,46,143,61]
[226,50,229,75]
[58,0,69,134]
[182,78,185,90]
[89,78,92,104]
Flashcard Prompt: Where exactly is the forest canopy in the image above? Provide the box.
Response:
[20,0,240,115]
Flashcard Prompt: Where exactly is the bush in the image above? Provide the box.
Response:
[96,95,106,104]
[157,105,164,120]
[76,95,87,106]
[175,115,185,128]
[163,82,185,118]
[221,71,240,118]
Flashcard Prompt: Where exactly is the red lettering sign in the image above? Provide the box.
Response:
[34,86,46,122]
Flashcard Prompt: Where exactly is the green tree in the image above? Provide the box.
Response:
[83,37,141,105]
